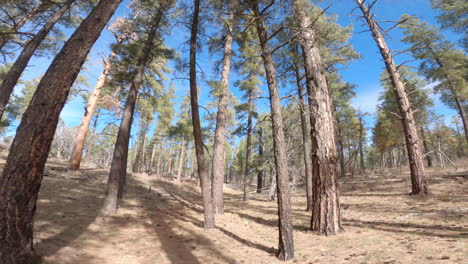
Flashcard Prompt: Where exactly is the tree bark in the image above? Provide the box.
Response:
[133,121,149,173]
[294,0,342,235]
[102,6,164,214]
[355,0,429,195]
[189,0,215,229]
[211,11,233,215]
[0,0,75,121]
[293,59,313,211]
[420,126,432,167]
[0,0,121,262]
[243,90,254,201]
[177,140,186,182]
[358,115,366,173]
[85,108,101,160]
[257,128,264,193]
[148,141,158,174]
[247,0,294,260]
[69,48,118,170]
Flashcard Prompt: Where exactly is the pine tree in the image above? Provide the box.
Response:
[243,0,294,260]
[103,0,173,214]
[294,0,342,235]
[0,0,122,261]
[355,0,429,195]
[399,15,467,145]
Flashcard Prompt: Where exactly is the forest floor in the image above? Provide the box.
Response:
[0,152,467,264]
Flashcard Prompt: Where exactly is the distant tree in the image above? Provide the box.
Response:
[69,18,134,170]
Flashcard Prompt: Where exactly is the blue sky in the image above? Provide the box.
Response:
[7,0,464,142]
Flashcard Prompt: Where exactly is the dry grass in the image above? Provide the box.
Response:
[1,153,467,263]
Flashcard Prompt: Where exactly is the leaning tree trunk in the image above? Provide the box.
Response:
[294,0,342,235]
[293,59,313,211]
[0,0,121,262]
[211,11,233,214]
[102,7,164,214]
[355,0,429,195]
[189,0,215,229]
[247,0,294,260]
[0,0,74,121]
[243,90,254,201]
[69,46,119,170]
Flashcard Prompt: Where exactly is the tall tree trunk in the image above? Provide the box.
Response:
[0,0,75,121]
[69,47,118,170]
[133,121,149,173]
[293,59,313,211]
[358,115,366,173]
[257,128,264,193]
[177,140,186,182]
[336,117,346,178]
[243,90,254,201]
[156,146,163,178]
[355,0,429,195]
[294,0,342,235]
[247,1,294,260]
[420,126,432,167]
[148,140,157,174]
[85,108,100,160]
[189,0,215,229]
[0,0,121,262]
[166,143,173,174]
[211,11,233,215]
[102,7,164,214]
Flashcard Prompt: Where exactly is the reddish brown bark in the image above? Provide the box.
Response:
[0,1,122,262]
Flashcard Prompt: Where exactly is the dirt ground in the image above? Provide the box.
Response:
[0,153,467,264]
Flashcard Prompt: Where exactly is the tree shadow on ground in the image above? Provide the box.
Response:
[34,166,108,262]
[148,179,277,256]
[343,218,468,239]
[130,177,240,263]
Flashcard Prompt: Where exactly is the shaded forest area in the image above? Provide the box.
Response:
[0,0,467,263]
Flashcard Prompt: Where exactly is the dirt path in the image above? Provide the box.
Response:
[1,154,466,263]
